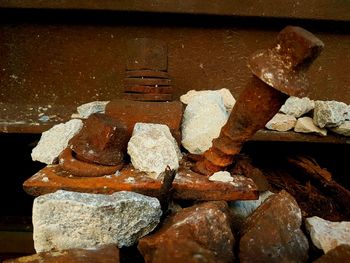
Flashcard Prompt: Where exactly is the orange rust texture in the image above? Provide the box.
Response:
[105,99,183,143]
[23,163,258,201]
[195,77,287,175]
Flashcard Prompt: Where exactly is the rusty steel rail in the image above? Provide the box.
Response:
[0,4,349,144]
[0,0,349,21]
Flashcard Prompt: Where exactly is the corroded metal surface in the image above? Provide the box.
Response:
[23,160,258,201]
[1,0,349,21]
[4,245,120,263]
[105,99,183,143]
[249,26,324,97]
[59,148,122,177]
[69,113,128,166]
[123,38,172,101]
[195,26,324,175]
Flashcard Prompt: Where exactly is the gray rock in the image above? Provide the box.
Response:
[305,216,350,253]
[265,113,297,131]
[31,119,83,164]
[294,116,327,136]
[229,191,274,231]
[73,101,109,119]
[330,121,350,136]
[127,123,181,179]
[313,100,348,128]
[180,88,236,112]
[181,92,229,154]
[280,96,315,118]
[33,190,162,253]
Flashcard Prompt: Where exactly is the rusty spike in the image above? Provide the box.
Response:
[194,26,324,176]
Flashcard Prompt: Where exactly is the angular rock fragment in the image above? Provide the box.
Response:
[265,113,297,131]
[313,244,350,263]
[180,88,236,112]
[4,245,120,263]
[239,190,309,263]
[330,121,350,136]
[138,201,235,263]
[127,123,181,178]
[33,190,162,252]
[305,216,350,253]
[229,191,274,231]
[294,116,327,136]
[181,92,229,154]
[209,171,233,182]
[69,113,129,166]
[280,96,315,118]
[313,100,348,128]
[31,119,83,164]
[73,101,109,119]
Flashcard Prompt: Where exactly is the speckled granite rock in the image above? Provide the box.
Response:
[306,216,350,253]
[127,123,181,178]
[313,100,348,128]
[31,119,83,164]
[33,190,162,252]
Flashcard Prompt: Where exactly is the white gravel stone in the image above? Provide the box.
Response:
[265,113,297,132]
[180,88,236,112]
[313,100,348,128]
[181,92,228,154]
[33,190,162,252]
[330,121,350,136]
[306,216,350,253]
[209,171,233,182]
[294,117,327,136]
[73,101,109,119]
[280,96,315,118]
[31,119,83,164]
[128,123,181,178]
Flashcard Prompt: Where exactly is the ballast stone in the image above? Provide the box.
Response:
[33,190,162,252]
[31,119,83,164]
[181,92,229,154]
[127,123,181,178]
[313,100,349,128]
[280,96,314,118]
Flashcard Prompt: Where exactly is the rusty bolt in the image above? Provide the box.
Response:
[194,26,324,176]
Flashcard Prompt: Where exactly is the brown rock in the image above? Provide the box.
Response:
[105,99,183,144]
[4,245,119,263]
[69,113,128,166]
[313,244,350,263]
[138,201,235,263]
[239,190,309,263]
